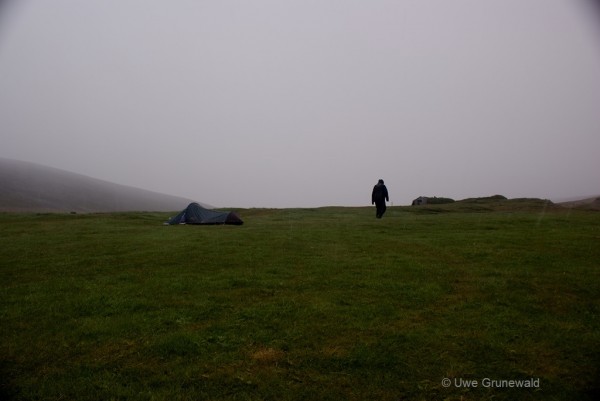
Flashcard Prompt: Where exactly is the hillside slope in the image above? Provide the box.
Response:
[558,196,600,211]
[0,158,199,212]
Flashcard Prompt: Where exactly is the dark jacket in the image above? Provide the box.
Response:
[372,183,389,204]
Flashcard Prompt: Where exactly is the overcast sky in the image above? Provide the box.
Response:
[1,0,599,207]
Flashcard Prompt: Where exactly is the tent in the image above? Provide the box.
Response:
[412,196,428,206]
[166,203,243,225]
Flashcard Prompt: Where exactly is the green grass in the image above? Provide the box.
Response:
[1,201,599,400]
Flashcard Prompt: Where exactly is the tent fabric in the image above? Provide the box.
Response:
[166,203,243,225]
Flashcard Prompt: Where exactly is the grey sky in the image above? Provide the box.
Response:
[1,0,599,208]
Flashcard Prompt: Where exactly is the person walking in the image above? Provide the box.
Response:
[372,179,389,218]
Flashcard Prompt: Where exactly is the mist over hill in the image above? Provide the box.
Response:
[557,196,600,211]
[0,158,201,213]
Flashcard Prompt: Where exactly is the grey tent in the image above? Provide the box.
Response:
[412,196,428,206]
[166,203,243,225]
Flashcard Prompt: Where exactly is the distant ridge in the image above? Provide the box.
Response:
[0,158,202,213]
[557,196,600,211]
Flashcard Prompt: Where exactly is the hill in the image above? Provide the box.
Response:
[558,196,600,211]
[0,158,200,213]
[408,195,557,213]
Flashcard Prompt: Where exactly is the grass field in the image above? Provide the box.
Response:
[1,199,599,400]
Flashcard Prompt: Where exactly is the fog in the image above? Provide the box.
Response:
[1,0,599,207]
